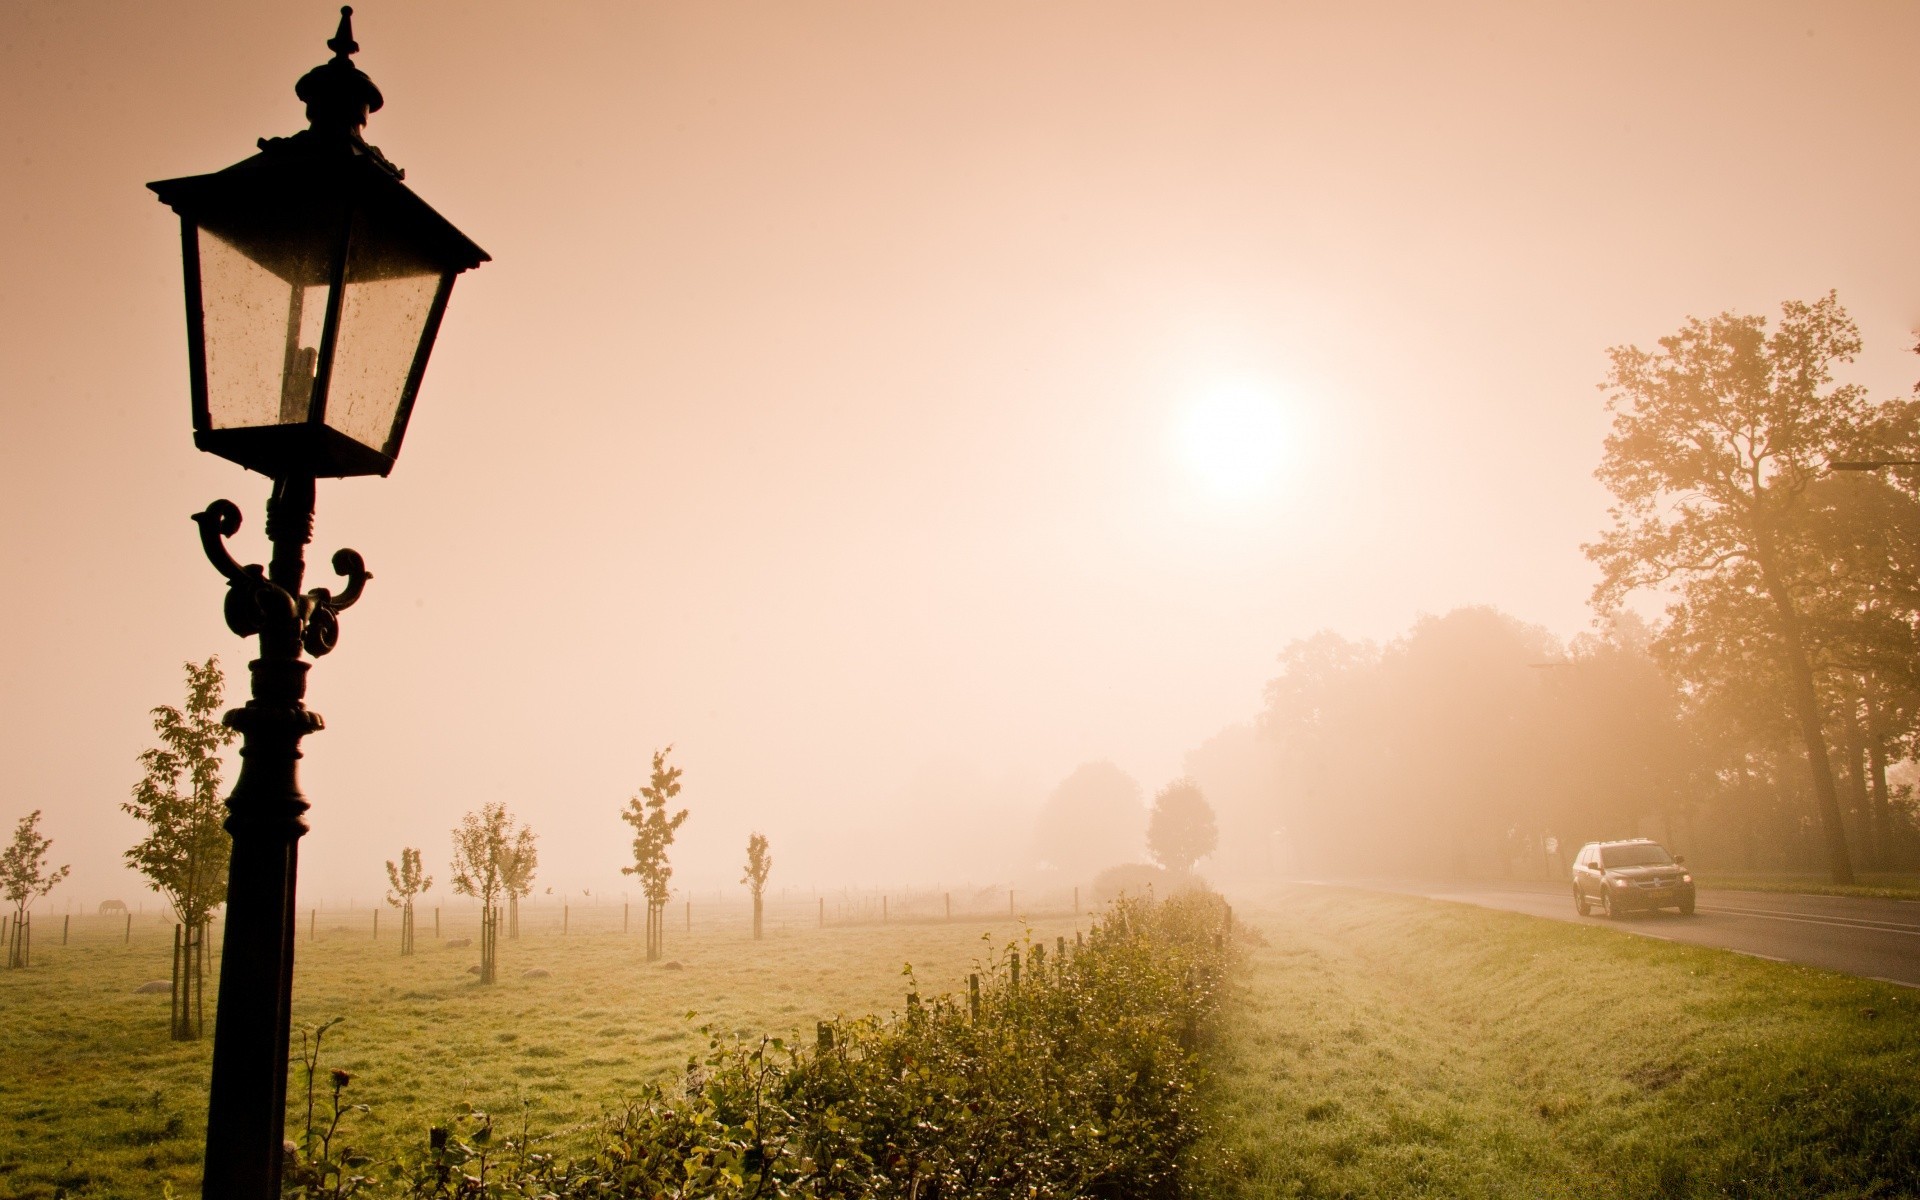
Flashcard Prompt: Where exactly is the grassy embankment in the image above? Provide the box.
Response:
[1692,871,1920,902]
[0,902,1085,1199]
[1200,886,1920,1199]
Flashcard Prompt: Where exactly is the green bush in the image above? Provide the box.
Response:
[288,891,1235,1199]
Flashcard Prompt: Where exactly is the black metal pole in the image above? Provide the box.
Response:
[200,477,326,1197]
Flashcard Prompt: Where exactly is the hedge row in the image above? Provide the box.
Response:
[288,890,1235,1199]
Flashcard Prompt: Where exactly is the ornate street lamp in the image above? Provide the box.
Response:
[148,9,487,1194]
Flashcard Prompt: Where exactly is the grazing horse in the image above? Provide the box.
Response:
[98,899,128,916]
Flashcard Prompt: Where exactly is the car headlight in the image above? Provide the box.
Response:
[1681,874,1692,884]
[1612,878,1628,887]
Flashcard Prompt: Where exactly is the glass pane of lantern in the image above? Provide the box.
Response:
[324,230,444,456]
[196,227,330,429]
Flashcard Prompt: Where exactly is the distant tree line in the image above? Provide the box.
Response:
[1240,295,1920,883]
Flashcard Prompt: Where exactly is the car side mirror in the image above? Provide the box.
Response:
[1673,855,1685,865]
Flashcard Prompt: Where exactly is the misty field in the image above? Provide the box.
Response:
[1202,887,1920,1199]
[0,901,1088,1198]
[10,891,1920,1199]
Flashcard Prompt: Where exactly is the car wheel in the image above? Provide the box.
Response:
[1574,886,1591,917]
[1678,895,1695,916]
[1601,887,1618,919]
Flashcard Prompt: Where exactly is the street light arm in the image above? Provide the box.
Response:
[191,500,253,586]
[298,548,370,658]
[315,548,370,612]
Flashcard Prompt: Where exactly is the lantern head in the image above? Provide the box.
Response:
[149,7,488,478]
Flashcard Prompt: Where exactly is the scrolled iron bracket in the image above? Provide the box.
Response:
[300,549,371,657]
[192,501,373,658]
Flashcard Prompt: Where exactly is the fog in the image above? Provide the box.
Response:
[5,1,1920,908]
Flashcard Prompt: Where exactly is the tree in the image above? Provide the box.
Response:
[2,810,69,968]
[450,801,532,983]
[384,847,432,956]
[1587,293,1882,883]
[123,657,235,1035]
[742,832,772,940]
[1031,762,1146,881]
[497,825,539,940]
[1146,780,1218,875]
[620,747,688,962]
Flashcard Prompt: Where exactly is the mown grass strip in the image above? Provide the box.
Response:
[1197,886,1920,1199]
[1693,872,1920,903]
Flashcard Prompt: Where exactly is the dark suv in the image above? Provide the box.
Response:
[1572,839,1694,918]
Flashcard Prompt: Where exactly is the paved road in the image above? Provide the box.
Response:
[1317,878,1920,988]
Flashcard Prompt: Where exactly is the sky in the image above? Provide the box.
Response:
[5,0,1920,908]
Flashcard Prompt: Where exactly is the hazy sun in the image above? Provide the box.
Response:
[1175,379,1292,501]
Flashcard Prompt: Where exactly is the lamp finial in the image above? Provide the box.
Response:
[327,7,359,60]
[295,6,383,133]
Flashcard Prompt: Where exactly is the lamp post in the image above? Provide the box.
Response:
[148,10,487,1195]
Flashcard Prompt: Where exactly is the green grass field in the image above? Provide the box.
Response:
[1200,886,1920,1199]
[0,900,1087,1199]
[11,889,1920,1199]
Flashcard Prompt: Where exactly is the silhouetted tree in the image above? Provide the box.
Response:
[1032,762,1145,881]
[498,825,539,940]
[621,747,688,961]
[450,802,530,983]
[384,847,432,956]
[2,811,68,968]
[123,657,234,1034]
[742,832,772,940]
[1147,780,1218,875]
[1588,293,1888,883]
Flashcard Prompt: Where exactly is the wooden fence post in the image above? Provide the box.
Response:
[1073,886,1079,913]
[310,908,316,941]
[882,896,888,924]
[818,897,824,928]
[564,904,569,936]
[435,906,441,939]
[1009,889,1015,917]
[968,973,981,1022]
[624,902,629,934]
[945,892,951,921]
[125,912,132,944]
[373,909,379,941]
[63,914,70,945]
[685,899,690,932]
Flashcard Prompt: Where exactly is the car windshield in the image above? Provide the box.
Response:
[1600,843,1674,868]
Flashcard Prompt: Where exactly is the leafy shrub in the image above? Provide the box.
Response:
[1089,863,1209,904]
[286,891,1235,1199]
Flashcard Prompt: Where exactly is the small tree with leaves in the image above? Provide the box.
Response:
[620,747,689,961]
[384,847,432,956]
[3,811,69,968]
[1146,779,1218,876]
[498,825,539,940]
[450,802,531,984]
[124,657,235,1035]
[742,832,772,940]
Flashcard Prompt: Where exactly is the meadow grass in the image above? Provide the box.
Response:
[0,901,1087,1199]
[15,890,1920,1199]
[1198,886,1920,1199]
